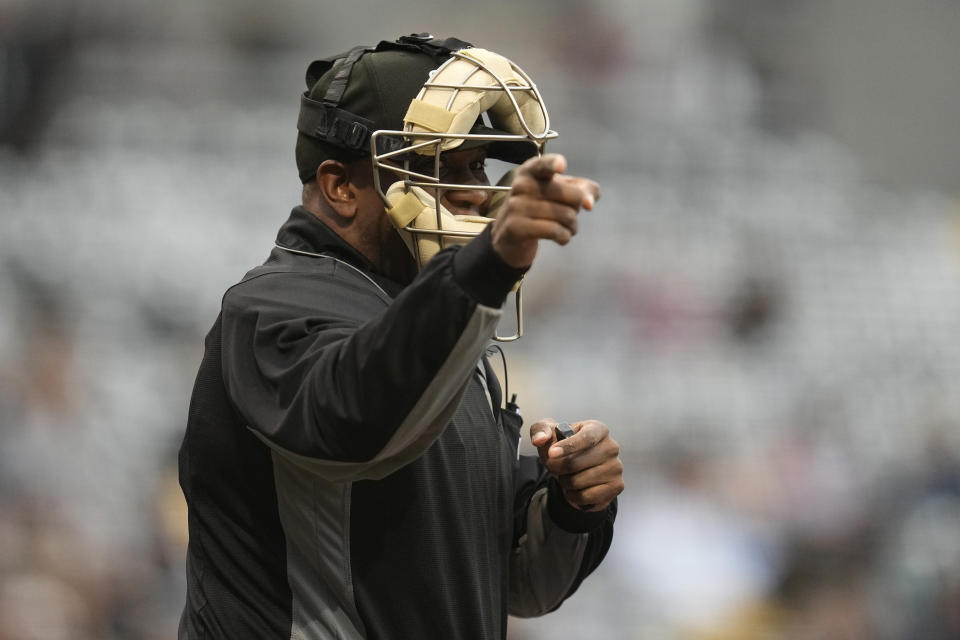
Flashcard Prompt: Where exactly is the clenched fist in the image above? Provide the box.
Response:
[530,419,624,512]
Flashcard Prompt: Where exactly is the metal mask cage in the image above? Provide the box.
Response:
[372,131,536,342]
[368,49,559,341]
[371,47,558,227]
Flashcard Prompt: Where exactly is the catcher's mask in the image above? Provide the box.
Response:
[297,35,557,340]
[375,46,556,340]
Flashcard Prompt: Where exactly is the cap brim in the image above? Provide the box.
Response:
[457,123,540,164]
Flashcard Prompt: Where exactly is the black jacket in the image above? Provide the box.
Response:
[178,207,615,639]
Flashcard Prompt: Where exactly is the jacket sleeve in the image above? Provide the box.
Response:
[220,227,523,482]
[508,455,617,617]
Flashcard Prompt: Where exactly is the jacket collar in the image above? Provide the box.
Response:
[275,207,404,296]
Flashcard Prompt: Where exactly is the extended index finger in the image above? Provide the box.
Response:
[514,156,599,211]
[517,153,567,181]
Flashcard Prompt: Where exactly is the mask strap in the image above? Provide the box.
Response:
[297,46,377,152]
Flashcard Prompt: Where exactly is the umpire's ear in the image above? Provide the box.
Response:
[316,160,360,219]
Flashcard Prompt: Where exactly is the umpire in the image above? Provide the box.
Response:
[177,33,623,639]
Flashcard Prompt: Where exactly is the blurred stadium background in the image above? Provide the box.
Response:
[2,1,960,638]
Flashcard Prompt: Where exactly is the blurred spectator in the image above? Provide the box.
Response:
[0,2,77,152]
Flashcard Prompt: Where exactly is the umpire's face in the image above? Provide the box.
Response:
[406,147,492,217]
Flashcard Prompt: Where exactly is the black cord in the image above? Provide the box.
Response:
[486,344,519,413]
[486,344,508,404]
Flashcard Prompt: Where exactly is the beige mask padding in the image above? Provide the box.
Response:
[402,48,547,154]
[384,181,522,295]
[385,181,492,266]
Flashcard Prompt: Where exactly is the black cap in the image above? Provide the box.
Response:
[295,34,538,183]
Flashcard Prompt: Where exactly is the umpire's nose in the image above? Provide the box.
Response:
[443,183,489,216]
